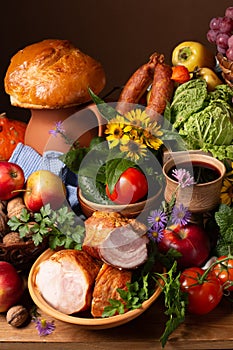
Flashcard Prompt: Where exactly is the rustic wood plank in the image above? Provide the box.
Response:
[0,293,233,349]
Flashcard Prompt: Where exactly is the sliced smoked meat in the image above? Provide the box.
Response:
[35,249,101,314]
[91,263,132,317]
[83,211,148,269]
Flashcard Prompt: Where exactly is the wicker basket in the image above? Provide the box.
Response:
[0,239,48,271]
[217,52,233,88]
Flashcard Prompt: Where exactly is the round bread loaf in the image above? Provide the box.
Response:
[4,39,106,109]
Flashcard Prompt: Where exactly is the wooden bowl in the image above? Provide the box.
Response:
[28,248,166,330]
[77,186,163,219]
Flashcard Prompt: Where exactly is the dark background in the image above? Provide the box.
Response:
[1,0,232,122]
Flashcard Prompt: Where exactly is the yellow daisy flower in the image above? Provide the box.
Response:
[220,177,233,206]
[144,135,163,151]
[120,139,147,162]
[105,121,130,148]
[143,120,163,138]
[124,109,150,129]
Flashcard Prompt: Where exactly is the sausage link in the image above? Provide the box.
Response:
[146,61,174,123]
[117,52,162,114]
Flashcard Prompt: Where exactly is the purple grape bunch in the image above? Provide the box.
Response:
[207,6,233,60]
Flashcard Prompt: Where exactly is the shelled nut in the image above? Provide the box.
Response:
[6,305,30,327]
[7,197,26,219]
[0,201,9,238]
[2,232,23,245]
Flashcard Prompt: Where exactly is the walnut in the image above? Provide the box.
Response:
[2,232,23,245]
[6,305,30,327]
[7,197,26,219]
[0,201,9,238]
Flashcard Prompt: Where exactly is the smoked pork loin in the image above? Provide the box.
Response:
[35,249,101,314]
[91,263,132,317]
[83,211,149,269]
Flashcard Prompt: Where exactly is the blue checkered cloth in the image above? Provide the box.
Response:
[9,143,82,216]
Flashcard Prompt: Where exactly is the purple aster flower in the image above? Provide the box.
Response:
[147,223,164,243]
[172,168,196,188]
[33,318,55,336]
[171,203,191,226]
[147,209,167,228]
[49,121,65,136]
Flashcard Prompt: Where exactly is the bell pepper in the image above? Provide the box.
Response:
[172,41,215,72]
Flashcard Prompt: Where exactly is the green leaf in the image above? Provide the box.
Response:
[32,232,44,246]
[18,225,30,238]
[78,175,111,204]
[19,208,31,222]
[7,203,85,251]
[154,261,187,348]
[7,216,22,231]
[59,147,89,174]
[88,88,119,122]
[214,204,233,255]
[105,158,136,193]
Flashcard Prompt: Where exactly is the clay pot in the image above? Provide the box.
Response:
[163,151,226,213]
[24,103,106,155]
[77,186,163,220]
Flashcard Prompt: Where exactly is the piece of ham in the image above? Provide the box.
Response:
[91,263,132,317]
[83,211,149,269]
[35,249,101,314]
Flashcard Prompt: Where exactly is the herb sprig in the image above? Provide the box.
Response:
[154,261,188,348]
[102,274,150,317]
[7,203,85,250]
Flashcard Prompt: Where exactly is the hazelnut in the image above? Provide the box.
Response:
[2,232,23,245]
[6,305,30,327]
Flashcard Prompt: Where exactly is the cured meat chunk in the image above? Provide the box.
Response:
[35,249,101,314]
[117,53,161,114]
[99,226,149,269]
[91,263,132,317]
[146,58,174,121]
[83,211,148,269]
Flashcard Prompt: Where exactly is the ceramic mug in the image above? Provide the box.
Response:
[163,151,226,213]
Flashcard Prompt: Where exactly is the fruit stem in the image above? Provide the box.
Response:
[11,189,31,194]
[200,255,233,283]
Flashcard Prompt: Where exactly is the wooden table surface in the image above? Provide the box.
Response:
[1,289,233,350]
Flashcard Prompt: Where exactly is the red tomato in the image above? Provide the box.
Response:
[180,267,223,315]
[106,168,148,204]
[212,256,233,291]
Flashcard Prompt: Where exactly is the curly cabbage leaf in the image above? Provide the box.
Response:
[179,100,233,160]
[170,79,208,128]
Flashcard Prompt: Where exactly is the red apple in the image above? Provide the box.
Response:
[157,224,210,269]
[0,161,25,200]
[24,169,66,212]
[0,261,24,312]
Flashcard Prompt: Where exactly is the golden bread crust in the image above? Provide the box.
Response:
[4,39,106,109]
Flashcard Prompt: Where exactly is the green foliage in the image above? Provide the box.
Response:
[167,78,233,160]
[7,204,85,250]
[102,274,150,318]
[154,261,188,348]
[215,204,233,256]
[105,158,136,193]
[88,88,120,121]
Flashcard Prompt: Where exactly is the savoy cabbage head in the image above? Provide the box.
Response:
[168,79,233,160]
